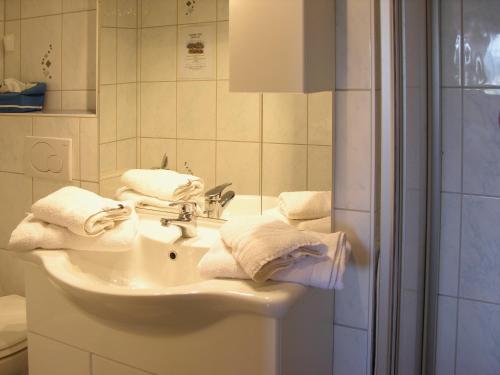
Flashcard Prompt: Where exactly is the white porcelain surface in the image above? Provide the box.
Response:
[334,91,372,211]
[456,299,500,375]
[93,355,150,375]
[140,82,176,138]
[332,325,367,375]
[435,296,457,375]
[460,195,500,304]
[463,89,500,197]
[0,117,31,173]
[26,213,305,321]
[438,193,461,297]
[221,195,278,220]
[441,88,462,192]
[333,209,370,329]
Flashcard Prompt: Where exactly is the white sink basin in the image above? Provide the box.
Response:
[220,195,279,219]
[24,213,305,322]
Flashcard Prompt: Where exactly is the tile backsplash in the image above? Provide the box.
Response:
[1,0,97,112]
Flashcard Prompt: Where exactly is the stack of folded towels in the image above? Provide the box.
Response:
[116,169,204,210]
[8,186,137,252]
[198,191,350,290]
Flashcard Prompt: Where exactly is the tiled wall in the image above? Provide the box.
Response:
[332,0,378,374]
[0,113,99,296]
[1,0,97,112]
[98,0,138,194]
[129,0,333,203]
[436,0,500,373]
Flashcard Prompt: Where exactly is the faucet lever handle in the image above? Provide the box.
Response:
[205,182,232,199]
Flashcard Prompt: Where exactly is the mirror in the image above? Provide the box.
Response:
[98,0,333,224]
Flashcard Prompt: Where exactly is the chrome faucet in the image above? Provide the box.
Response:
[204,183,236,219]
[160,202,198,238]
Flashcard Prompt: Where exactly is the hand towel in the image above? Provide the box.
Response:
[31,186,134,237]
[220,216,328,282]
[8,212,138,252]
[121,169,204,202]
[278,191,331,220]
[197,232,350,290]
[263,208,332,233]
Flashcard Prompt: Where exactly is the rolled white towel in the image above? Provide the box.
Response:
[198,232,350,290]
[279,191,331,220]
[263,208,332,233]
[8,212,138,252]
[31,186,134,237]
[121,169,204,202]
[220,216,328,282]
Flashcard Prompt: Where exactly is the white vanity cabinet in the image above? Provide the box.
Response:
[229,0,335,93]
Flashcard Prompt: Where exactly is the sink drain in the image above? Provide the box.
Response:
[169,251,177,260]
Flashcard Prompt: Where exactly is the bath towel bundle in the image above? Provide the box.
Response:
[8,186,138,252]
[278,191,331,220]
[198,216,350,289]
[116,169,205,211]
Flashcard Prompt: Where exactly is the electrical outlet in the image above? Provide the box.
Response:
[24,136,73,181]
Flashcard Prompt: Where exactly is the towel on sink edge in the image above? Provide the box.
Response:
[121,169,204,202]
[197,231,350,290]
[219,216,330,283]
[278,191,331,220]
[31,186,134,237]
[8,212,138,252]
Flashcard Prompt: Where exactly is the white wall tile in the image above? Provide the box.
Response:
[44,91,62,111]
[336,0,371,90]
[0,172,32,248]
[33,178,80,202]
[99,84,117,142]
[117,138,137,170]
[463,89,500,197]
[177,139,215,187]
[28,333,91,375]
[308,145,332,191]
[216,21,228,79]
[140,26,176,82]
[117,28,137,83]
[99,27,117,84]
[4,20,20,78]
[62,10,97,91]
[435,296,458,375]
[441,88,462,192]
[440,0,461,86]
[262,143,307,196]
[117,83,137,139]
[0,117,32,173]
[80,181,99,193]
[117,0,137,28]
[333,326,368,375]
[33,117,81,179]
[140,138,176,169]
[178,0,216,24]
[177,81,216,139]
[216,141,260,195]
[334,91,372,211]
[62,90,96,111]
[141,0,177,27]
[93,355,151,375]
[460,195,500,304]
[21,0,61,18]
[21,15,62,90]
[263,93,307,144]
[456,299,500,375]
[140,81,176,138]
[100,0,117,27]
[5,0,20,20]
[439,193,461,296]
[100,141,117,176]
[216,0,228,21]
[334,209,371,329]
[63,0,97,12]
[308,91,332,146]
[0,249,25,295]
[216,80,260,142]
[80,117,99,181]
[99,176,121,198]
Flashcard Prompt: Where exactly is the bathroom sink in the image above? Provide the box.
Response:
[220,195,279,219]
[23,213,305,322]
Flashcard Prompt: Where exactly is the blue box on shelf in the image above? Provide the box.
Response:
[0,82,46,113]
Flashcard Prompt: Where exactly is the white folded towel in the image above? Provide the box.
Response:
[121,169,204,202]
[31,186,134,237]
[220,216,328,282]
[279,191,331,220]
[263,208,332,233]
[198,231,350,289]
[8,212,138,252]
